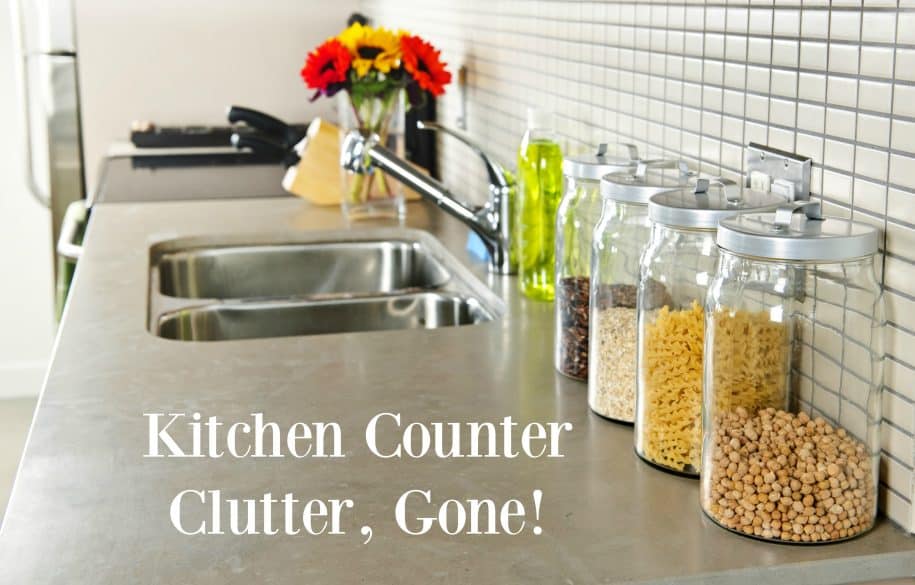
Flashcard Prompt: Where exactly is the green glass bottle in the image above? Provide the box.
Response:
[516,111,563,301]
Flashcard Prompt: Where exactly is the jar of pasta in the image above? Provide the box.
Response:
[588,161,689,422]
[701,201,884,543]
[635,179,787,476]
[553,143,639,380]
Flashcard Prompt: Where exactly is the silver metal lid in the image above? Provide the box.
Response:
[562,143,638,180]
[648,179,788,229]
[600,160,694,204]
[716,201,879,261]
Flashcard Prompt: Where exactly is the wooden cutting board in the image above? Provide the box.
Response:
[282,119,421,206]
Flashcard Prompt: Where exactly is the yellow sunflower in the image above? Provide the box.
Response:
[337,22,402,77]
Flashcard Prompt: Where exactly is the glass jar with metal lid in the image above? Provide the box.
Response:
[553,143,640,379]
[587,161,691,422]
[635,179,788,476]
[701,201,884,543]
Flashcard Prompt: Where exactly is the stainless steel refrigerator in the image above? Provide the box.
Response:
[11,0,86,317]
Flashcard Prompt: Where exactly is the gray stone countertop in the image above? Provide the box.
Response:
[0,197,911,584]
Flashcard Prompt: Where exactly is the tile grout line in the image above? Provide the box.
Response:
[794,5,806,158]
[884,3,900,295]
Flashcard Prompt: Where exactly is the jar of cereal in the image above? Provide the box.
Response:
[588,160,688,422]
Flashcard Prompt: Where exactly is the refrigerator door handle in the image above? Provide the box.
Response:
[57,199,86,261]
[20,67,52,208]
[10,0,51,208]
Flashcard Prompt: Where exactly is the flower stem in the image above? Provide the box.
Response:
[343,88,401,208]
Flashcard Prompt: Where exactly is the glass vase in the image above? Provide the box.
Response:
[337,89,406,221]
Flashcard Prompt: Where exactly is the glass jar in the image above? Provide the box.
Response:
[701,201,884,544]
[517,110,563,301]
[588,162,690,421]
[554,143,640,380]
[337,89,406,220]
[635,180,787,476]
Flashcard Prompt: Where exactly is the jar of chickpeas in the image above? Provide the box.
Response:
[635,179,786,476]
[701,201,884,543]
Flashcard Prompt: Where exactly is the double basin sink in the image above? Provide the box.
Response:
[148,229,504,341]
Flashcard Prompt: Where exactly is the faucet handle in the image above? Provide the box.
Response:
[340,130,376,174]
[416,120,510,190]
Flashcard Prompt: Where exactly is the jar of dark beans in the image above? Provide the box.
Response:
[554,143,640,380]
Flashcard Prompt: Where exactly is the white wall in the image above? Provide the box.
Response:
[75,0,359,192]
[0,0,55,398]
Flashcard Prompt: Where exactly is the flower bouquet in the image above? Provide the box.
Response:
[301,23,452,219]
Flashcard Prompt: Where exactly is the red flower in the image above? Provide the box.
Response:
[301,39,352,97]
[400,35,451,97]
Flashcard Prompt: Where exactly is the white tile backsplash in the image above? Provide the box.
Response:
[748,9,772,35]
[860,46,896,79]
[799,72,827,102]
[897,11,915,45]
[825,107,856,140]
[856,146,890,182]
[862,11,898,44]
[796,131,824,161]
[883,256,915,294]
[890,153,915,190]
[830,11,862,42]
[829,44,860,75]
[886,221,915,264]
[747,37,772,64]
[896,49,915,83]
[772,39,799,68]
[363,0,915,533]
[770,69,797,98]
[892,119,915,154]
[860,79,894,113]
[801,41,828,70]
[825,138,855,169]
[857,113,891,147]
[774,9,801,36]
[827,75,859,108]
[802,9,830,39]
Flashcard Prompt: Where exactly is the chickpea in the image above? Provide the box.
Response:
[706,409,875,543]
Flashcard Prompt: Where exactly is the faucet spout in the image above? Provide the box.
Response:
[340,129,514,274]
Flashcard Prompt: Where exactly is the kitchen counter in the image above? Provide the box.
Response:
[0,189,913,583]
[93,153,290,204]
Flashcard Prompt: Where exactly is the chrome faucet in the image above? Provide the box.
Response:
[340,122,514,274]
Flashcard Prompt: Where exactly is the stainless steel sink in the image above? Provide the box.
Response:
[148,229,504,341]
[155,292,492,341]
[156,239,450,299]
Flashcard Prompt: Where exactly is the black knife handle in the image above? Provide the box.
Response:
[230,132,285,155]
[230,133,300,168]
[226,106,294,142]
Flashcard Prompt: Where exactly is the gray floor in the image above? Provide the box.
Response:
[0,398,37,522]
